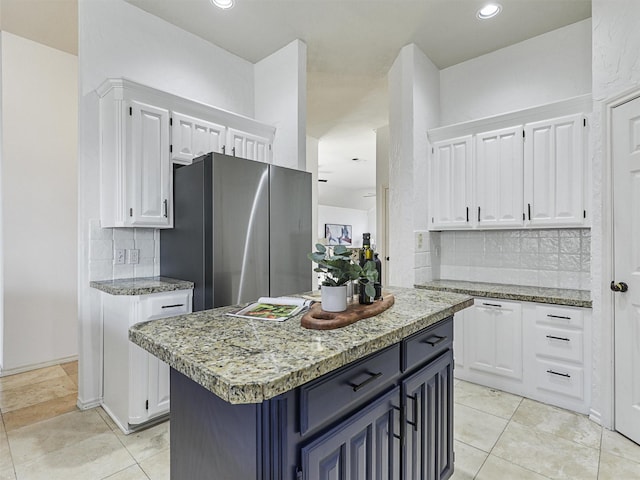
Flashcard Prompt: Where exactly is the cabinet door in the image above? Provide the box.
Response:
[403,351,453,480]
[171,112,226,165]
[301,387,400,480]
[466,299,523,380]
[228,128,271,162]
[524,114,585,227]
[475,126,524,228]
[430,136,473,230]
[147,357,171,418]
[129,100,171,227]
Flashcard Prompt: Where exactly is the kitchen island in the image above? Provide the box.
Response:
[129,286,473,480]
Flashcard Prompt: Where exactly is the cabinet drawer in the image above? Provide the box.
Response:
[299,344,400,435]
[536,305,584,329]
[403,317,453,372]
[534,325,583,363]
[139,290,192,321]
[535,359,584,400]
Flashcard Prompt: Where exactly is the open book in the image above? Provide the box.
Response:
[226,296,314,322]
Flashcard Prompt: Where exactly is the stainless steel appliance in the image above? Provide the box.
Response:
[160,153,312,311]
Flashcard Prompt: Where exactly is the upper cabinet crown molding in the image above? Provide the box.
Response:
[96,78,276,141]
[427,94,592,144]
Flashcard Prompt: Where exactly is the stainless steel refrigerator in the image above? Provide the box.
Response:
[160,152,312,311]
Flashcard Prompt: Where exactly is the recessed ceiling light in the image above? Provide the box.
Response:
[477,3,502,19]
[210,0,234,10]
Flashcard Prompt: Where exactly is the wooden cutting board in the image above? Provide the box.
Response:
[301,294,395,330]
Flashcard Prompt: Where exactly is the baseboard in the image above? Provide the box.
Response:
[0,354,78,377]
[77,397,102,411]
[589,408,602,426]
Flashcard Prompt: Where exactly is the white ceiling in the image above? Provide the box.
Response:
[0,0,591,198]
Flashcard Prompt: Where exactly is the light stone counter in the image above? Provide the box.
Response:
[128,286,473,404]
[416,279,591,308]
[90,276,194,296]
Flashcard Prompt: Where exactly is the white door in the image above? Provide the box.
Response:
[524,114,585,227]
[613,95,640,444]
[147,356,171,418]
[467,299,523,380]
[171,112,226,165]
[227,128,271,162]
[430,135,473,230]
[475,126,524,228]
[129,100,171,227]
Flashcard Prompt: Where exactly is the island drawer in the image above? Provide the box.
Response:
[402,317,453,372]
[299,343,400,435]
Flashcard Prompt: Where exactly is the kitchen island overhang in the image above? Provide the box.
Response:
[129,286,473,479]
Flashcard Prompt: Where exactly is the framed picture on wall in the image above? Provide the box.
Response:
[325,224,352,246]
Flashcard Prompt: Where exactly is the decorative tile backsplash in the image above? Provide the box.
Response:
[436,229,590,290]
[88,219,160,281]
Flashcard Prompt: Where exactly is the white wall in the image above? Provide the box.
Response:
[440,19,592,125]
[255,40,307,170]
[1,32,78,372]
[77,0,303,407]
[388,44,440,288]
[589,0,640,428]
[317,205,371,248]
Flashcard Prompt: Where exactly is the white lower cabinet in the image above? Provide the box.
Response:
[455,299,591,414]
[102,289,193,433]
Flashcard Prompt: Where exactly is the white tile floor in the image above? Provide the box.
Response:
[0,377,639,479]
[452,380,640,480]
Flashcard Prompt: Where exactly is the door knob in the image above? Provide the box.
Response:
[610,281,629,292]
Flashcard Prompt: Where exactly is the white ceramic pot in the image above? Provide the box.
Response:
[321,285,348,312]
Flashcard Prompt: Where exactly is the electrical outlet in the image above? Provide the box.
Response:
[128,249,140,265]
[114,249,126,265]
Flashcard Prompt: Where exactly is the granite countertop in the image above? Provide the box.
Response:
[415,279,591,308]
[90,276,194,296]
[129,287,473,405]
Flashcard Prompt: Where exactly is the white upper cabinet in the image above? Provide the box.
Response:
[430,135,473,230]
[98,79,276,228]
[171,112,226,165]
[428,96,590,231]
[99,82,172,229]
[129,101,172,228]
[475,126,524,228]
[524,114,586,227]
[228,128,272,163]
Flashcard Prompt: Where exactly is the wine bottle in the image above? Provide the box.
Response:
[373,252,382,300]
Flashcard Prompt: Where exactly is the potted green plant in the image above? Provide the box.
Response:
[308,244,361,312]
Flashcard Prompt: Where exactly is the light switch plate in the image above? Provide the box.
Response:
[128,249,140,264]
[114,249,126,265]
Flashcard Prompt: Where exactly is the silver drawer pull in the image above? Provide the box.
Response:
[546,335,570,342]
[161,304,185,309]
[547,369,571,378]
[350,371,382,392]
[547,314,571,320]
[422,335,447,346]
[482,303,502,308]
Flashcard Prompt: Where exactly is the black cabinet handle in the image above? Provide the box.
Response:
[478,206,481,222]
[546,335,570,342]
[406,394,418,431]
[161,304,185,309]
[527,203,531,220]
[546,369,571,378]
[610,281,629,292]
[482,302,502,308]
[350,371,382,392]
[466,207,469,222]
[422,335,447,346]
[547,314,571,320]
